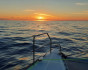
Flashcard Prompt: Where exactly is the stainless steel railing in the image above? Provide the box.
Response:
[0,33,62,70]
[32,33,52,63]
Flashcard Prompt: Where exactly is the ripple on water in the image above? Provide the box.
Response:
[0,21,88,70]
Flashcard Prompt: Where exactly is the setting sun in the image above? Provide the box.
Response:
[37,16,45,20]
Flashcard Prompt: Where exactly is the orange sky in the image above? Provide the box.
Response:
[0,13,88,21]
[0,0,88,21]
[0,12,88,21]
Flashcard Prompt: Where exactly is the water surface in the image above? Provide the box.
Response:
[0,20,88,70]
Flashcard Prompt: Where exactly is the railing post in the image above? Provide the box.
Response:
[33,36,35,63]
[59,44,62,54]
[47,33,52,53]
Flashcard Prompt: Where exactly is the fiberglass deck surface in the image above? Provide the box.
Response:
[27,49,66,70]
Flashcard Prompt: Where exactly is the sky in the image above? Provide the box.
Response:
[0,0,88,21]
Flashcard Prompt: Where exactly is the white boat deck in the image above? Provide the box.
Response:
[27,49,66,70]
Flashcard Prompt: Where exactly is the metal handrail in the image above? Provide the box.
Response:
[54,44,62,54]
[32,33,52,63]
[0,33,63,70]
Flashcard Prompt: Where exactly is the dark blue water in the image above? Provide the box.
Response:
[0,20,88,70]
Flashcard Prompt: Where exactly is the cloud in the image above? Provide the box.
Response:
[75,3,88,6]
[24,9,35,12]
[72,10,88,15]
[83,11,88,12]
[34,13,39,15]
[34,13,54,17]
[72,13,88,14]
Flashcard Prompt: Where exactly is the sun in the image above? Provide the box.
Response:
[35,16,46,21]
[37,16,45,20]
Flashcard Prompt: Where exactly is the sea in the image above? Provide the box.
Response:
[0,20,88,70]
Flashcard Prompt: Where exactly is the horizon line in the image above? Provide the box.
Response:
[0,19,88,21]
